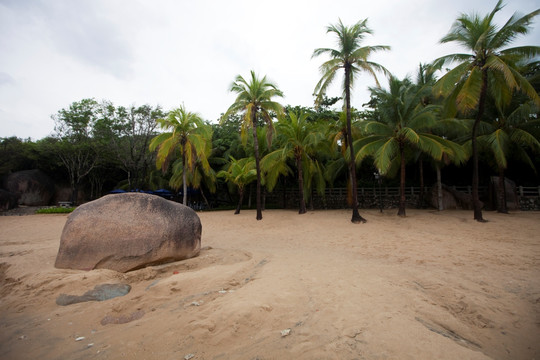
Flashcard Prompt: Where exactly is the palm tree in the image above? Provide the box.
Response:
[433,0,540,221]
[149,105,212,205]
[217,156,257,214]
[313,19,390,223]
[263,111,325,214]
[323,111,362,205]
[479,99,540,213]
[222,71,284,220]
[170,133,217,208]
[356,75,466,216]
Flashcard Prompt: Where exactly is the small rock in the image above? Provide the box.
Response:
[87,343,94,348]
[191,301,200,306]
[75,336,85,341]
[280,329,291,337]
[184,354,195,360]
[218,290,227,294]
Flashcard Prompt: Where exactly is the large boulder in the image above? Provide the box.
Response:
[55,193,201,272]
[3,169,55,206]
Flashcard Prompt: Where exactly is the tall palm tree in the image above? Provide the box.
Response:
[263,111,325,214]
[313,19,390,223]
[149,105,212,205]
[433,0,540,221]
[222,71,284,220]
[217,156,257,214]
[356,76,466,216]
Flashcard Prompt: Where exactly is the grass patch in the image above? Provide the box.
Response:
[35,207,75,214]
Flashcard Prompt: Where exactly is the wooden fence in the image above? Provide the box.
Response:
[263,185,540,210]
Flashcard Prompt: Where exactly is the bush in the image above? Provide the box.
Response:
[35,207,75,214]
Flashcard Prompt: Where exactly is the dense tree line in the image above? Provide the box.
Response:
[1,1,539,222]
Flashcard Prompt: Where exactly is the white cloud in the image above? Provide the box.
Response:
[0,0,538,140]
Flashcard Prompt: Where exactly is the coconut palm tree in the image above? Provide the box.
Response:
[149,105,212,205]
[433,0,540,221]
[217,156,257,214]
[323,111,363,205]
[313,18,390,223]
[263,111,325,214]
[170,133,217,208]
[356,75,466,216]
[479,99,540,213]
[222,71,284,220]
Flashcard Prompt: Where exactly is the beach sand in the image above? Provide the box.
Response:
[0,209,539,359]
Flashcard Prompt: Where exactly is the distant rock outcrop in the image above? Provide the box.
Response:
[429,184,483,210]
[3,169,55,206]
[0,189,18,211]
[55,193,202,272]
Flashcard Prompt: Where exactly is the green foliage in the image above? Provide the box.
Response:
[35,207,75,214]
[222,70,284,220]
[149,105,213,204]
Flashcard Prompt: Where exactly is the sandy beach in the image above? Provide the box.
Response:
[0,209,539,359]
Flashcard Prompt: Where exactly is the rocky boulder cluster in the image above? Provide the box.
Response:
[1,169,57,210]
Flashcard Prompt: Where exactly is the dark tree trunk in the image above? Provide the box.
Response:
[344,64,366,223]
[472,69,488,222]
[418,159,424,209]
[398,145,406,217]
[436,165,443,211]
[251,110,263,220]
[200,187,210,209]
[297,155,307,214]
[235,188,244,214]
[182,149,188,205]
[282,178,287,209]
[497,168,508,214]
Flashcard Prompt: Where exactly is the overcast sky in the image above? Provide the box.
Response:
[1,0,539,140]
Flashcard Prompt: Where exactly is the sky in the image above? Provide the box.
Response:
[1,0,539,140]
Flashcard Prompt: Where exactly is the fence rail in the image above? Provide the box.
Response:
[517,186,540,197]
[276,185,491,197]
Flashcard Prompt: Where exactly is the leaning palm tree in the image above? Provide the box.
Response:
[356,75,466,216]
[222,71,284,220]
[313,19,390,223]
[433,0,540,221]
[149,105,212,205]
[217,156,257,214]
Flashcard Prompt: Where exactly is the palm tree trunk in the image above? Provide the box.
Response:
[200,187,210,209]
[436,164,443,211]
[497,168,508,213]
[398,145,406,217]
[418,159,424,208]
[297,155,307,214]
[472,70,488,222]
[251,110,263,220]
[235,188,244,214]
[182,151,188,205]
[344,64,366,223]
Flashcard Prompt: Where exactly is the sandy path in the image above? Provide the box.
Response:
[0,209,539,359]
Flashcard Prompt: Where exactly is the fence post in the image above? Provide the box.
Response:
[519,186,524,197]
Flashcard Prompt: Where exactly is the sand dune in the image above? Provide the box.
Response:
[0,209,539,359]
